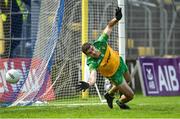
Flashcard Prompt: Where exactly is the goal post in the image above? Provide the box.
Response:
[0,12,5,54]
[118,0,126,61]
[81,0,89,99]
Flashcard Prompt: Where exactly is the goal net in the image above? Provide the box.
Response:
[0,0,123,106]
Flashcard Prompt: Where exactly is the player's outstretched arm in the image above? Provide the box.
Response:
[76,70,97,92]
[87,69,97,86]
[103,7,122,37]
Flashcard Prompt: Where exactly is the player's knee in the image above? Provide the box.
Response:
[130,94,134,100]
[127,92,134,101]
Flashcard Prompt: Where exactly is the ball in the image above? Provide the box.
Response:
[6,69,20,84]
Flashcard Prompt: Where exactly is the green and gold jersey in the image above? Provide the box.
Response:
[87,33,120,77]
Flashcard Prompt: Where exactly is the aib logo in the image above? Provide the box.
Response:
[146,68,153,81]
[143,63,159,94]
[145,68,156,90]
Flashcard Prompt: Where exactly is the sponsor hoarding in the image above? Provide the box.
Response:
[0,58,55,102]
[139,57,180,96]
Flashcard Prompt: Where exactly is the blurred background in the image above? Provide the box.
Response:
[0,0,180,59]
[126,0,180,58]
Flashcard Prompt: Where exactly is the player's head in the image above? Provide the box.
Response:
[82,42,91,55]
[82,42,99,58]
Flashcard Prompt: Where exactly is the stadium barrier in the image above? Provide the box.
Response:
[137,57,180,96]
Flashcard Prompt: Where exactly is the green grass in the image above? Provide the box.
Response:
[0,94,180,118]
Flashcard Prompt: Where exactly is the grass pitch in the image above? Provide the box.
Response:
[0,94,180,118]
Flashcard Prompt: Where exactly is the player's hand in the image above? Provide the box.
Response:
[76,81,90,92]
[115,7,122,21]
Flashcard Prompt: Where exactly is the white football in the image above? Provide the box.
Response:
[6,69,20,84]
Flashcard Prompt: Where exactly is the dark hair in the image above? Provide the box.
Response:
[82,42,91,55]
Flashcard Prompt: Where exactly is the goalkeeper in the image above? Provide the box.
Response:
[77,7,134,109]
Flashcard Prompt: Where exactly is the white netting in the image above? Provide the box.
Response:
[1,0,121,106]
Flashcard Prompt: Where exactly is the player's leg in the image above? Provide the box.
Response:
[118,71,132,97]
[104,84,117,109]
[116,79,134,109]
[117,71,131,97]
[117,57,133,101]
[104,57,133,109]
[118,79,134,103]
